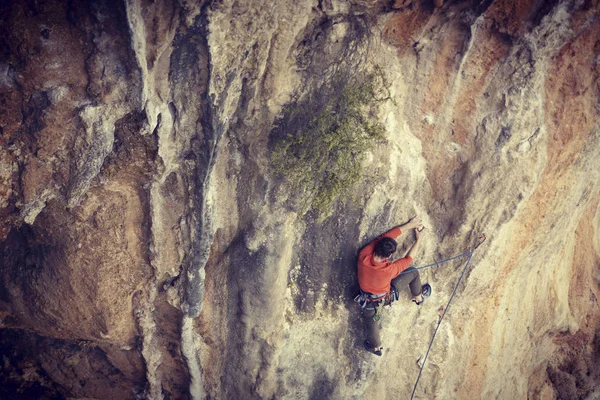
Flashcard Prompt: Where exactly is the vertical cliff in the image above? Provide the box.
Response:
[0,0,599,399]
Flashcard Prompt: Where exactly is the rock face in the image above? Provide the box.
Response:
[0,0,599,399]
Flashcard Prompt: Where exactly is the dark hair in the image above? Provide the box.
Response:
[374,237,397,258]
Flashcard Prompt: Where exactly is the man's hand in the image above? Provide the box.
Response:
[403,215,424,231]
[406,226,424,259]
[415,226,425,240]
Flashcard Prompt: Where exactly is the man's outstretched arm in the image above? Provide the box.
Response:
[389,226,425,276]
[399,216,423,233]
[382,215,424,238]
[360,215,425,259]
[406,226,423,259]
[384,215,424,240]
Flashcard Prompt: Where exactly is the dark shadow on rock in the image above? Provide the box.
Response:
[0,328,145,400]
[308,368,336,400]
[222,232,270,400]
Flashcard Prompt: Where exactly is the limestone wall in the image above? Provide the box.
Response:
[0,0,599,399]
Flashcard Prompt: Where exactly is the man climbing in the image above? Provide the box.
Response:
[357,216,431,356]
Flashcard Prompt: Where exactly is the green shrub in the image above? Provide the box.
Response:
[270,68,389,221]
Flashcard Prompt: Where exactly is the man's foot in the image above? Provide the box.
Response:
[413,284,432,306]
[364,340,383,356]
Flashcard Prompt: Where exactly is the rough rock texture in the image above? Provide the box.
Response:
[0,0,599,399]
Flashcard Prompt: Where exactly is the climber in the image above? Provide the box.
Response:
[356,216,431,356]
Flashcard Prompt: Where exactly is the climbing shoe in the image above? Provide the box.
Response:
[364,340,382,356]
[413,283,432,306]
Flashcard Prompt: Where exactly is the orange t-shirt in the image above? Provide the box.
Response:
[357,227,413,295]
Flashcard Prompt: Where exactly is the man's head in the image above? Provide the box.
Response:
[374,237,397,259]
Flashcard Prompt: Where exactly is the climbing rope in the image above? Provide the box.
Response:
[396,251,471,276]
[409,234,486,400]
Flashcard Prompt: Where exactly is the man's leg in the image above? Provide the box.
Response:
[391,267,422,297]
[362,308,381,348]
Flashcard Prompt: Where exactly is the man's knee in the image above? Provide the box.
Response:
[392,268,418,284]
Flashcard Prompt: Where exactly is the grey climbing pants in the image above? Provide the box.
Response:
[362,267,422,348]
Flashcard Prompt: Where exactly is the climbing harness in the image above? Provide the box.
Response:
[354,286,399,321]
[409,233,486,400]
